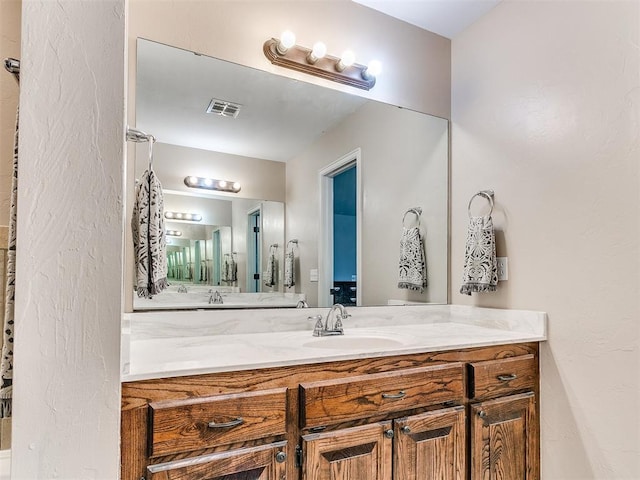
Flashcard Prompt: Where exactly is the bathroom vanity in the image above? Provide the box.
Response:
[121,306,546,480]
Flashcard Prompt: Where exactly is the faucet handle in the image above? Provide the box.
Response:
[333,317,344,334]
[310,315,324,337]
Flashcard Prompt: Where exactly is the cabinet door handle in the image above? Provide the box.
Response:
[401,426,411,434]
[382,390,406,399]
[207,417,244,429]
[478,410,487,418]
[497,374,517,382]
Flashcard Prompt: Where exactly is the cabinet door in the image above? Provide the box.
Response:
[393,406,465,480]
[302,421,392,480]
[146,441,287,480]
[471,392,538,480]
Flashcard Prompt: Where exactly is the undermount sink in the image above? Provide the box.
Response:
[302,335,408,350]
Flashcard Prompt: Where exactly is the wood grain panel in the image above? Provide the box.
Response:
[470,355,537,401]
[121,343,538,411]
[300,364,464,428]
[149,388,287,457]
[146,441,287,480]
[302,421,392,480]
[471,392,537,480]
[394,406,466,480]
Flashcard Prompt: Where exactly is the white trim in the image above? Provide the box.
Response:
[318,148,362,307]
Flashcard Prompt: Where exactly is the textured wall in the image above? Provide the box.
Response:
[13,1,125,478]
[451,1,639,478]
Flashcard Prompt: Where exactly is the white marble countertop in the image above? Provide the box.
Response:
[122,305,547,382]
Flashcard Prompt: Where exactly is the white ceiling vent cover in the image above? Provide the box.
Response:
[206,98,242,118]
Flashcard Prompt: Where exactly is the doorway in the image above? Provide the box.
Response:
[319,148,362,308]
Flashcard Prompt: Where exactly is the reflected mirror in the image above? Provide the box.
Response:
[132,38,448,310]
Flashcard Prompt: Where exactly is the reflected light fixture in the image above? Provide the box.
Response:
[184,175,241,193]
[264,31,380,90]
[166,230,182,237]
[164,211,202,222]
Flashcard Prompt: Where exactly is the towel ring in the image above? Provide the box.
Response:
[468,190,494,218]
[402,207,422,227]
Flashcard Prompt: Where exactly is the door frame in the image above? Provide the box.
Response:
[318,148,362,308]
[247,205,262,293]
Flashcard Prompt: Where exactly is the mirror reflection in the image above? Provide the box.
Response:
[132,38,448,310]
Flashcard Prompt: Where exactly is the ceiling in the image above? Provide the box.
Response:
[352,0,502,38]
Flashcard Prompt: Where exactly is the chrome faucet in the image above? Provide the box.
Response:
[209,291,223,304]
[296,300,309,308]
[311,304,350,337]
[177,285,188,293]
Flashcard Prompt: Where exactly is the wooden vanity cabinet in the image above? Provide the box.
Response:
[468,354,540,480]
[121,342,540,480]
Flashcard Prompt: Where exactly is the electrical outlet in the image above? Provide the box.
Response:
[496,257,508,281]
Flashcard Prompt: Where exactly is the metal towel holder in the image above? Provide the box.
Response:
[468,190,494,218]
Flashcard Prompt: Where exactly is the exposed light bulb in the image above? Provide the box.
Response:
[307,41,327,64]
[175,213,183,219]
[233,182,241,191]
[203,177,214,187]
[218,180,227,189]
[184,214,193,220]
[363,60,382,80]
[187,176,198,185]
[165,212,174,219]
[277,30,296,54]
[336,50,355,72]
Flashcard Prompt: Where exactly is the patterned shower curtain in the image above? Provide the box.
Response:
[0,108,18,417]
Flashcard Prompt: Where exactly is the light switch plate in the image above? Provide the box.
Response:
[496,257,508,281]
[310,269,318,282]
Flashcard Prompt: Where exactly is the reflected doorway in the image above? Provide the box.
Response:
[319,148,362,308]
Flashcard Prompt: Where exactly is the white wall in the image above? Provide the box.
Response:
[451,1,639,478]
[13,1,125,478]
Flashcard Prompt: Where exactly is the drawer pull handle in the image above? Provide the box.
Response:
[207,417,244,429]
[382,390,406,400]
[275,451,287,463]
[401,426,411,434]
[497,374,518,382]
[478,410,487,418]
[384,429,395,439]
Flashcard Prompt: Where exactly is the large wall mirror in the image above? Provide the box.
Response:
[131,38,448,310]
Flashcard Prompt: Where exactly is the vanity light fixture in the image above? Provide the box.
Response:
[166,230,182,237]
[184,175,241,193]
[263,31,380,90]
[164,211,203,222]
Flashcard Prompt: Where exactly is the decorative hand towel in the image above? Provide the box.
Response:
[221,255,229,282]
[228,254,238,283]
[398,208,427,292]
[0,108,18,418]
[264,246,276,287]
[284,247,295,288]
[132,169,168,298]
[460,215,498,295]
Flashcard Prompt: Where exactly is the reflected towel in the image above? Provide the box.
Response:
[132,169,168,298]
[398,226,427,292]
[460,215,498,295]
[227,255,237,283]
[264,248,276,287]
[284,248,295,288]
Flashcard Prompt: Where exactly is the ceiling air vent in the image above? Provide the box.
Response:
[206,98,242,118]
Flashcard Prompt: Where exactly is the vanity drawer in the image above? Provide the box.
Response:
[148,388,287,457]
[469,354,537,401]
[299,363,464,428]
